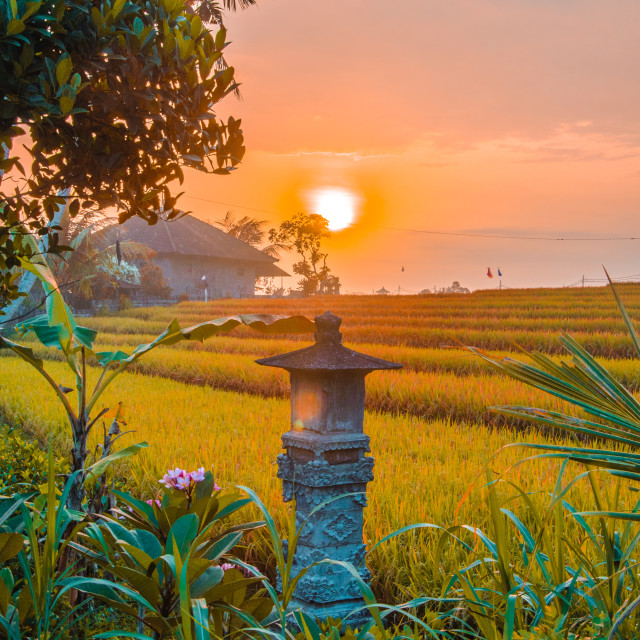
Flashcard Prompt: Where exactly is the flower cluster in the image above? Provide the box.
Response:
[158,467,221,492]
[159,467,206,491]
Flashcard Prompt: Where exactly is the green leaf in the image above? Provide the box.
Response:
[0,534,22,564]
[60,95,74,115]
[96,315,314,368]
[202,531,242,563]
[0,335,43,369]
[604,266,640,359]
[56,54,72,86]
[192,597,210,640]
[84,442,149,484]
[214,27,226,50]
[191,566,223,599]
[168,514,199,559]
[7,19,24,35]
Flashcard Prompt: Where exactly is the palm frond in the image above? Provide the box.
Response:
[470,272,640,476]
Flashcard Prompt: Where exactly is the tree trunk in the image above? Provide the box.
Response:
[68,420,88,512]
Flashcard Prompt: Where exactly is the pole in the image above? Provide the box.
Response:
[582,275,585,288]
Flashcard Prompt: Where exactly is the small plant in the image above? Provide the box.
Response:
[77,468,272,639]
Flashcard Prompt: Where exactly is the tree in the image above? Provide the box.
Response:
[139,262,172,299]
[52,212,154,304]
[268,212,340,296]
[215,210,286,257]
[0,0,246,312]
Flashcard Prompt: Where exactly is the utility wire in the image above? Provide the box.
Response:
[182,194,640,242]
[385,227,640,242]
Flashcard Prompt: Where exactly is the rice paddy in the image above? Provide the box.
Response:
[2,285,640,602]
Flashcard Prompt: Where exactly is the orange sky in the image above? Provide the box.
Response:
[181,0,640,292]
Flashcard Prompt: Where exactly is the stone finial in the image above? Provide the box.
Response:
[314,311,342,345]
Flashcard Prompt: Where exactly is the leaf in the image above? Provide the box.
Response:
[60,95,74,115]
[84,442,148,484]
[604,266,640,359]
[7,19,24,35]
[0,580,11,617]
[202,531,242,563]
[0,335,43,369]
[191,566,223,599]
[0,534,22,564]
[58,577,155,613]
[95,315,313,369]
[168,514,199,559]
[192,598,210,640]
[55,54,72,86]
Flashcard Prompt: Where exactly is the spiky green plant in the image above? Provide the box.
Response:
[468,271,640,638]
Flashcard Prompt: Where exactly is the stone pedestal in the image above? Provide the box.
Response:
[256,311,401,626]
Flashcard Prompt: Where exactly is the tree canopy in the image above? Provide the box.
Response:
[269,212,340,295]
[0,0,245,310]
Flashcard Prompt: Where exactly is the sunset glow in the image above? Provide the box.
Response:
[310,188,358,231]
[180,0,640,292]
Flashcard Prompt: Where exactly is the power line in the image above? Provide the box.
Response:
[385,227,640,242]
[182,194,640,242]
[183,195,276,216]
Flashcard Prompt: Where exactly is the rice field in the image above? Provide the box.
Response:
[2,285,640,602]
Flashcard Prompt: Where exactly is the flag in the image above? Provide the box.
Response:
[487,267,493,278]
[498,267,502,277]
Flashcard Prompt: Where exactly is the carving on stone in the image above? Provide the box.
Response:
[324,514,358,542]
[277,455,375,487]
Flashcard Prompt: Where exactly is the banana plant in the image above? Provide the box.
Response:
[0,231,315,511]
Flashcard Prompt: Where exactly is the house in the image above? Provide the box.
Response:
[118,216,289,300]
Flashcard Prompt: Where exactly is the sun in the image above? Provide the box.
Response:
[311,188,358,231]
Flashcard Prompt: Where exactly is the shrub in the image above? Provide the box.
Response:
[0,423,68,493]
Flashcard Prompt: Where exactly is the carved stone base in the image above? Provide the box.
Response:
[287,597,372,631]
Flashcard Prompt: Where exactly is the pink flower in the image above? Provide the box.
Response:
[146,499,161,508]
[220,562,257,577]
[189,467,206,483]
[214,482,222,491]
[158,467,215,493]
[159,468,188,489]
[176,475,191,490]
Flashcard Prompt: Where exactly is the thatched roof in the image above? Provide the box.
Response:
[115,216,289,277]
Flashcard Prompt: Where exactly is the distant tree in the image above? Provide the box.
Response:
[445,281,470,294]
[0,0,246,313]
[51,212,153,303]
[268,212,340,296]
[215,211,286,257]
[186,0,257,26]
[139,263,172,299]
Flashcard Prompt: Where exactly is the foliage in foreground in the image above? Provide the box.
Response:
[0,0,246,309]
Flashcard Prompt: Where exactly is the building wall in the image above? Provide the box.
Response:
[154,254,258,299]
